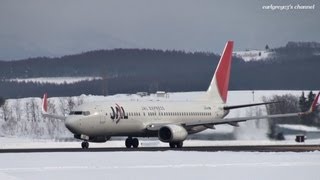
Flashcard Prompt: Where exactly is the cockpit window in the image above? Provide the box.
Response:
[69,111,90,116]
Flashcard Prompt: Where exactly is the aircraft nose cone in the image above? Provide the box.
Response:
[65,117,79,134]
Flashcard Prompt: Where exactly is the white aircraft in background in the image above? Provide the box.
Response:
[42,41,320,149]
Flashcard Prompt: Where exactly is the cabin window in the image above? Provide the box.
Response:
[69,111,90,116]
[83,111,90,116]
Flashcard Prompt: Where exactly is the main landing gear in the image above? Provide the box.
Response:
[81,141,89,149]
[125,137,139,148]
[169,141,183,148]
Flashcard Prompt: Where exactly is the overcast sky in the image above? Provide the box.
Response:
[0,0,319,60]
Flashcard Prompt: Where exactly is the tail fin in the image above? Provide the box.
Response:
[203,41,233,104]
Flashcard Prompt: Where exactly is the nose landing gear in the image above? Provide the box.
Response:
[81,141,89,149]
[169,141,183,148]
[125,137,139,148]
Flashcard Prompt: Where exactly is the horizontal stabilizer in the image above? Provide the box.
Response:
[224,101,279,110]
[41,93,66,120]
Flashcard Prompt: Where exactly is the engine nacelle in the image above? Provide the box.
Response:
[158,124,188,142]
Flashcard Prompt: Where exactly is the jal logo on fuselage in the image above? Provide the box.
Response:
[110,104,128,123]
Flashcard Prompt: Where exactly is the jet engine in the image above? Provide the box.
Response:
[158,124,188,142]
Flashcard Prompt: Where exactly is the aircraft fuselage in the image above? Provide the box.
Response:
[65,100,228,138]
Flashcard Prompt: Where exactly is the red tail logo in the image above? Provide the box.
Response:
[214,41,233,103]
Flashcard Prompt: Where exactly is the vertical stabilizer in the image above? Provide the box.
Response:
[203,41,233,104]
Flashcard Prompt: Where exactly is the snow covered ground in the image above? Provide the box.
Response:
[5,77,101,84]
[233,50,274,61]
[0,151,319,180]
[1,137,320,149]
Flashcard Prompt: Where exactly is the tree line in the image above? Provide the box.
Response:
[0,42,319,98]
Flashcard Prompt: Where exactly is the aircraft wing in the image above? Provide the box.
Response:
[183,112,309,128]
[41,93,66,120]
[147,92,319,131]
[146,112,308,131]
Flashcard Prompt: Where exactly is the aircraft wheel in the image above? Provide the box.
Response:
[169,142,176,148]
[81,141,89,149]
[125,138,132,148]
[176,142,183,148]
[132,138,139,148]
[169,142,183,148]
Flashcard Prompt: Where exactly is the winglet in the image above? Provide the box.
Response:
[42,93,48,113]
[309,92,320,113]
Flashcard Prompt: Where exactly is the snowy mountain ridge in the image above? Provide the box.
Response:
[6,77,102,85]
[233,50,274,62]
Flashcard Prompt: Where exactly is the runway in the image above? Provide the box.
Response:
[1,144,319,153]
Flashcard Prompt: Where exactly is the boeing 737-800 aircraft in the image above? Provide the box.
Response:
[42,41,319,149]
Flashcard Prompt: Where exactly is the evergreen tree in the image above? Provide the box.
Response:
[307,91,315,108]
[265,44,269,50]
[300,91,318,126]
[299,92,308,112]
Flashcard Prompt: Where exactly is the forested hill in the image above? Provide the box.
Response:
[0,49,221,78]
[0,42,319,98]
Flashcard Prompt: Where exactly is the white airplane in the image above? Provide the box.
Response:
[41,41,320,149]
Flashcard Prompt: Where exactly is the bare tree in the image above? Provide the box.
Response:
[263,94,300,139]
[59,97,68,116]
[263,94,300,122]
[1,101,16,135]
[1,101,11,122]
[14,99,22,122]
[46,100,58,138]
[67,97,75,113]
[25,102,31,121]
[77,96,84,106]
[30,98,38,122]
